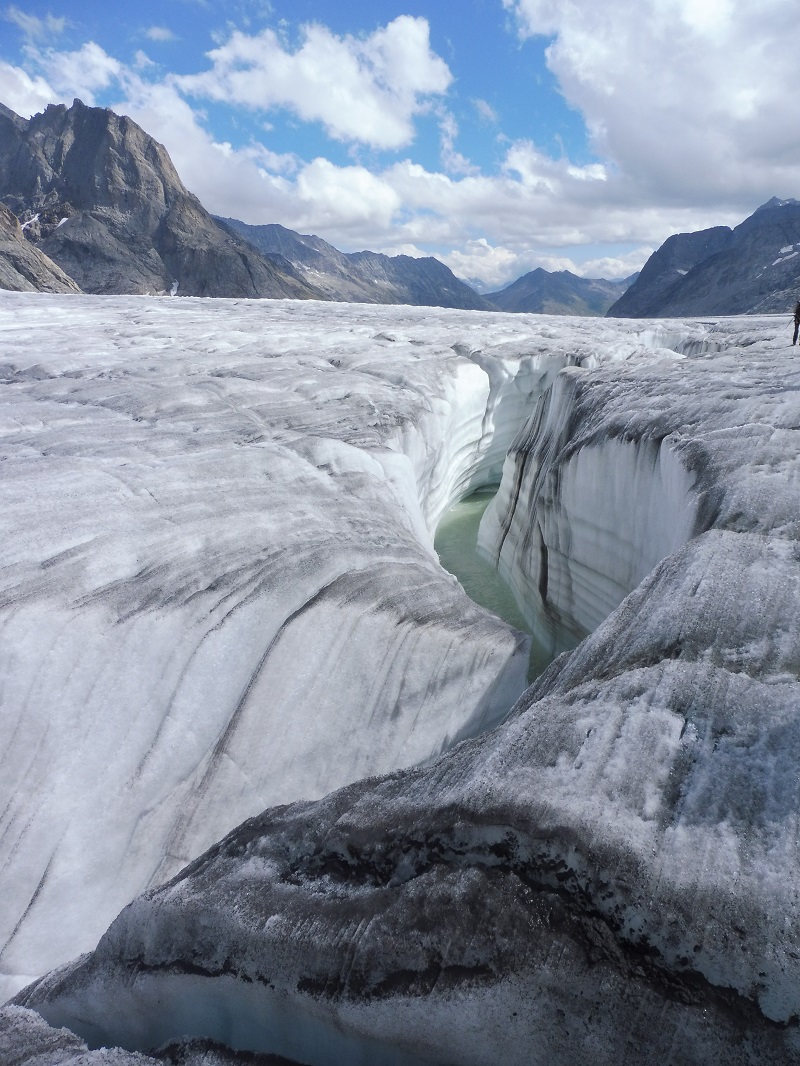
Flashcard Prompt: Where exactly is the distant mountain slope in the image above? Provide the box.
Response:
[606,227,736,317]
[0,100,322,299]
[0,201,81,294]
[219,218,496,310]
[485,267,634,316]
[607,198,800,317]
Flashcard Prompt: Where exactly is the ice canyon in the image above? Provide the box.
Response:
[1,294,799,1065]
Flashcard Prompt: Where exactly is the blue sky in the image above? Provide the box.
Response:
[0,0,795,289]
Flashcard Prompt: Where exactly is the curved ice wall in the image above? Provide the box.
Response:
[0,295,727,1002]
[480,366,698,664]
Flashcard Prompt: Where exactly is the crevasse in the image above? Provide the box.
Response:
[479,367,698,668]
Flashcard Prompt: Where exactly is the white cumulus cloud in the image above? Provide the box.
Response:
[175,16,452,149]
[29,41,123,105]
[503,0,800,202]
[0,60,56,116]
[145,27,177,43]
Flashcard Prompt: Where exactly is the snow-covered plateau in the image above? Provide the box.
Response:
[1,293,799,1065]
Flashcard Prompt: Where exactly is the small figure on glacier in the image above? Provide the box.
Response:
[793,300,800,344]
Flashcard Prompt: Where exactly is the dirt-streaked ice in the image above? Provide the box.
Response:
[0,293,689,1000]
[4,295,797,1065]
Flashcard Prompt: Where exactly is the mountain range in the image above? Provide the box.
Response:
[0,98,633,315]
[218,218,495,310]
[607,197,800,317]
[486,267,634,315]
[10,98,796,319]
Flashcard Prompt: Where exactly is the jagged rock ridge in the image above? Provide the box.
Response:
[0,100,321,299]
[218,219,495,310]
[608,198,800,317]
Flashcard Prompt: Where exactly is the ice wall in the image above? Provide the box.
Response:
[0,295,590,1000]
[480,367,698,663]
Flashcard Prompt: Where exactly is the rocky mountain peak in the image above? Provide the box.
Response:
[13,97,185,224]
[755,195,800,213]
[608,197,800,317]
[0,98,322,299]
[0,100,28,132]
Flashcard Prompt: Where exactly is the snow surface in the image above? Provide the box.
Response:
[0,292,714,1003]
[5,296,800,1065]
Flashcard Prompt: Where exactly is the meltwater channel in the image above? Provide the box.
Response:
[434,488,539,683]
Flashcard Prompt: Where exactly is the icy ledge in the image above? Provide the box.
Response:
[13,316,800,1064]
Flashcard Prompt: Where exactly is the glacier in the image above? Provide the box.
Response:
[2,294,799,1065]
[0,292,678,1001]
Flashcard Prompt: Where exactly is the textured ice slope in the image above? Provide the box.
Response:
[0,293,687,1000]
[12,312,800,1064]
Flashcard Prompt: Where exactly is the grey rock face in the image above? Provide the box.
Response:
[607,226,734,316]
[0,202,81,293]
[0,101,322,299]
[485,267,633,316]
[608,198,800,317]
[219,219,495,310]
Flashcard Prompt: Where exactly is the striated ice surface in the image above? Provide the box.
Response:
[8,303,800,1064]
[0,292,702,1002]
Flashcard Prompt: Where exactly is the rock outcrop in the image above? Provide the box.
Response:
[0,100,322,299]
[0,201,81,293]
